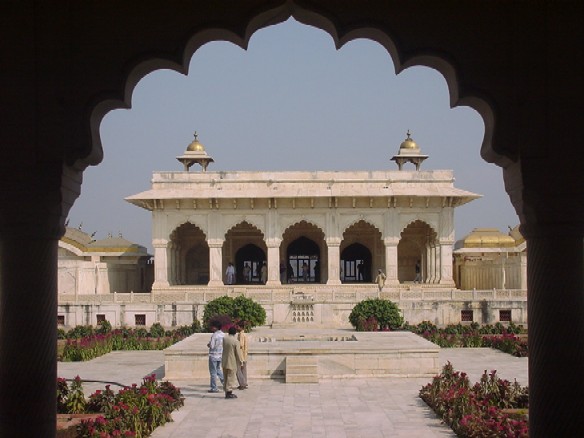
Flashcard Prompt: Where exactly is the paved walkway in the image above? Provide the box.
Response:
[58,347,528,438]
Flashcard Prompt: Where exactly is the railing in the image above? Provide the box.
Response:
[58,287,527,304]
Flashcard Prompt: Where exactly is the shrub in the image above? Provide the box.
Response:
[349,298,404,331]
[96,319,112,335]
[150,322,165,338]
[203,295,266,329]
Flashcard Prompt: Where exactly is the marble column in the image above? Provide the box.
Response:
[384,237,399,285]
[266,240,281,286]
[438,241,455,285]
[207,240,224,286]
[326,239,341,285]
[152,239,170,289]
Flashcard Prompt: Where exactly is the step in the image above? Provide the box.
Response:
[286,356,318,383]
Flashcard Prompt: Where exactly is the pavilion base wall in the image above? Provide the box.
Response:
[57,285,527,329]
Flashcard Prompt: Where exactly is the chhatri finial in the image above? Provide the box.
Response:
[177,131,214,172]
[391,130,428,171]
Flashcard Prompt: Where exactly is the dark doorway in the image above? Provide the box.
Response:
[235,243,265,284]
[341,243,372,282]
[287,236,320,283]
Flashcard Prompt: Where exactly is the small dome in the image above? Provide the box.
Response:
[186,132,205,152]
[400,131,419,151]
[462,228,516,248]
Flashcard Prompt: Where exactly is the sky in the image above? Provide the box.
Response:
[68,19,518,252]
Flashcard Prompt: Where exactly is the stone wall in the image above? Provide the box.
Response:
[57,286,527,328]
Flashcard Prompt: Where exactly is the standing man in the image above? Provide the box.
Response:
[414,260,421,283]
[225,262,235,285]
[222,326,244,399]
[375,269,387,292]
[236,322,249,390]
[207,320,224,393]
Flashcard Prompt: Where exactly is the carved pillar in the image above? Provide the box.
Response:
[438,241,455,285]
[207,240,224,286]
[525,227,584,436]
[266,239,281,286]
[152,239,170,289]
[383,237,399,285]
[326,238,341,285]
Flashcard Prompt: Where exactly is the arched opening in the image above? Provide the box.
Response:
[169,223,208,285]
[282,221,326,283]
[223,221,266,285]
[287,236,320,283]
[398,220,437,284]
[235,243,266,284]
[340,220,383,283]
[340,243,371,283]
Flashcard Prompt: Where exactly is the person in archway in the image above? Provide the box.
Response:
[314,260,320,283]
[279,261,286,283]
[375,269,387,292]
[260,261,267,284]
[242,263,251,284]
[225,262,235,285]
[287,261,294,283]
[302,262,309,282]
[357,261,364,281]
[414,260,421,283]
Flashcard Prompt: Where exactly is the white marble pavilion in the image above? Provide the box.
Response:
[127,133,479,291]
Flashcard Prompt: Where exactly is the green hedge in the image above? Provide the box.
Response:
[349,298,404,331]
[203,295,266,329]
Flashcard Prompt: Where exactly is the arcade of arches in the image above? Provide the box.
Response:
[1,2,583,437]
[163,218,441,287]
[130,167,474,290]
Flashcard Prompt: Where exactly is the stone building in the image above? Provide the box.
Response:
[453,226,527,290]
[3,4,581,435]
[58,227,152,296]
[127,133,479,291]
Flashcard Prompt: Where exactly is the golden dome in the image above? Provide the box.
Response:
[400,130,418,150]
[186,132,205,152]
[463,228,516,248]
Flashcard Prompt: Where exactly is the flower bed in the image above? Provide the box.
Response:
[57,375,184,438]
[405,322,528,357]
[60,322,201,362]
[420,362,529,437]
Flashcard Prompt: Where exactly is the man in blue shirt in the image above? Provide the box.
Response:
[207,320,224,393]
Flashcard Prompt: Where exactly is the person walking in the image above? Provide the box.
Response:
[414,260,421,283]
[375,269,387,292]
[207,320,224,393]
[222,326,244,399]
[236,322,249,390]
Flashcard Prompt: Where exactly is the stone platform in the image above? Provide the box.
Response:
[164,328,440,381]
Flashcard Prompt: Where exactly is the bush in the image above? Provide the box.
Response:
[349,298,404,331]
[150,322,165,338]
[95,319,112,335]
[203,295,266,330]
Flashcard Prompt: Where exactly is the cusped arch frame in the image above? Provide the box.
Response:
[340,217,383,238]
[168,220,208,242]
[280,217,326,241]
[80,1,508,219]
[400,219,438,242]
[222,217,266,239]
[82,2,503,166]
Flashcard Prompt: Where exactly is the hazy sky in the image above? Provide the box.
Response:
[69,19,518,252]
